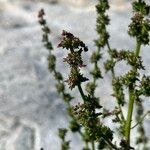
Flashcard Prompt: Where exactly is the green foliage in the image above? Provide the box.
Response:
[38,0,150,149]
[58,128,70,150]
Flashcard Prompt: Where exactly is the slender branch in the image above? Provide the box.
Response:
[78,130,90,149]
[107,42,111,52]
[107,42,125,123]
[131,111,150,129]
[106,42,115,78]
[102,137,118,150]
[119,105,125,122]
[77,83,86,101]
[107,42,115,77]
[93,62,98,84]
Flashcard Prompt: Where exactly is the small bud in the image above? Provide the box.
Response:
[38,9,45,18]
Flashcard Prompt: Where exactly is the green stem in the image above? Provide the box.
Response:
[125,39,141,147]
[93,63,98,84]
[92,141,95,150]
[102,137,118,150]
[78,83,86,101]
[86,142,89,149]
[125,85,135,147]
[107,42,111,52]
[135,40,141,57]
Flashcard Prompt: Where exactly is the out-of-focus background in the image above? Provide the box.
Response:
[0,0,149,149]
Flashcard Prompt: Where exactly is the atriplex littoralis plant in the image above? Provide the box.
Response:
[38,0,150,149]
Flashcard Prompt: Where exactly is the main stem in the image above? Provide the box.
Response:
[125,39,141,147]
[125,85,135,146]
[92,141,95,150]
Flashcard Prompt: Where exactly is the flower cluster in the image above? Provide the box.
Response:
[38,9,53,50]
[58,30,88,52]
[112,77,125,106]
[132,1,150,16]
[105,49,145,72]
[86,0,109,97]
[58,30,88,90]
[128,13,150,45]
[58,128,70,150]
[70,101,113,145]
[139,75,150,96]
[95,0,110,48]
